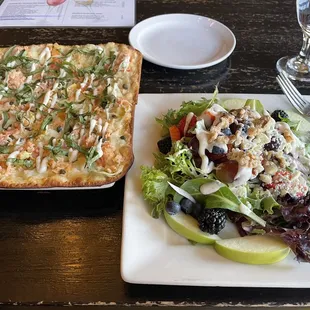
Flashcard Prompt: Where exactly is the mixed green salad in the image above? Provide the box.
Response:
[141,89,310,263]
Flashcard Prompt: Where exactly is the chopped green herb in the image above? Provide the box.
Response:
[0,145,10,154]
[7,158,34,168]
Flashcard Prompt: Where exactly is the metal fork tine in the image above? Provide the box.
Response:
[279,76,306,111]
[279,71,307,108]
[276,76,305,114]
[277,76,305,112]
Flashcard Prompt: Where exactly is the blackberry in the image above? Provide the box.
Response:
[198,208,226,234]
[271,110,288,122]
[264,136,281,151]
[180,198,194,214]
[157,136,172,154]
[229,122,249,135]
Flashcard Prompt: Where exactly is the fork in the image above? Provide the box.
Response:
[276,71,310,116]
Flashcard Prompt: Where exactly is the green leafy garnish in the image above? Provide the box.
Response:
[154,141,200,186]
[156,97,214,136]
[64,134,88,154]
[40,114,54,131]
[261,196,280,215]
[7,158,34,168]
[0,145,10,154]
[141,166,171,218]
[173,178,220,204]
[44,141,69,157]
[204,186,266,227]
[2,111,9,129]
[279,114,300,131]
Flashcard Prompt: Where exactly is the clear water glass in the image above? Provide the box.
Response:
[277,0,310,81]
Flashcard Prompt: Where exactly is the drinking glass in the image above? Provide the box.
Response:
[74,0,99,19]
[276,0,310,81]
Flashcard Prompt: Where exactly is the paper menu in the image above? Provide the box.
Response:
[0,0,135,27]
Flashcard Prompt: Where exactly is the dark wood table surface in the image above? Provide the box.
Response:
[1,0,310,308]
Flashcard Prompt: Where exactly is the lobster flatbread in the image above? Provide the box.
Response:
[0,43,142,187]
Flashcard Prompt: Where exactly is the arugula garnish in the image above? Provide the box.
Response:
[7,158,34,168]
[64,134,88,155]
[40,114,54,131]
[0,145,10,154]
[44,140,68,158]
[2,111,9,129]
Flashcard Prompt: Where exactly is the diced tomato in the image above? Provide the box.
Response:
[169,125,181,142]
[177,115,197,136]
[265,183,276,189]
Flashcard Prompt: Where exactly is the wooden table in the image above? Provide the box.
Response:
[0,0,310,308]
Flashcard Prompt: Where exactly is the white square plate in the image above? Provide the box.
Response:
[121,93,310,288]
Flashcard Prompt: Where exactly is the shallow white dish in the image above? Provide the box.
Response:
[129,14,236,70]
[121,93,310,288]
[0,182,115,191]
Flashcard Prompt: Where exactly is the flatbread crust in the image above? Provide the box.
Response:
[0,43,142,188]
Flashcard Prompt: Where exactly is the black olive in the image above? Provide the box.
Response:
[59,169,66,175]
[56,126,62,132]
[123,84,128,90]
[120,135,126,140]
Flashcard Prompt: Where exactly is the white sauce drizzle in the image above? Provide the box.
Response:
[52,82,59,91]
[183,112,194,135]
[200,181,223,195]
[48,93,58,112]
[69,149,79,163]
[89,119,97,137]
[78,128,85,145]
[8,150,20,160]
[95,138,104,159]
[101,122,109,137]
[80,74,89,89]
[59,69,66,78]
[89,73,95,88]
[39,47,51,65]
[41,90,52,110]
[233,166,253,186]
[25,63,37,83]
[38,157,48,173]
[75,89,82,102]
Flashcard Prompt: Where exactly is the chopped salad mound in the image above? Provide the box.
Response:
[141,89,310,263]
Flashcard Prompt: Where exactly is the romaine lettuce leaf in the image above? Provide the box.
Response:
[204,187,266,227]
[173,178,218,204]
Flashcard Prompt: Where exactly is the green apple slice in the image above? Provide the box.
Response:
[220,98,246,110]
[164,210,220,244]
[214,235,290,265]
[285,110,310,132]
